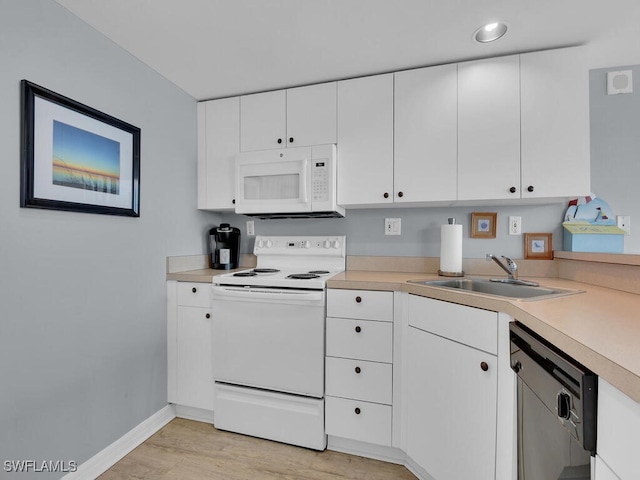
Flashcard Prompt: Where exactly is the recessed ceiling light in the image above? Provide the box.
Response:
[474,22,508,43]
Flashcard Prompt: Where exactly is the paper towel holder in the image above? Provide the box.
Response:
[439,218,465,277]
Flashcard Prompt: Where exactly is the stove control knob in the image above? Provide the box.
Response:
[304,240,312,248]
[257,240,264,249]
[266,240,273,248]
[332,240,341,249]
[324,240,331,249]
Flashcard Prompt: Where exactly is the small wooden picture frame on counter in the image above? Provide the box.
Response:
[470,212,497,238]
[524,233,553,260]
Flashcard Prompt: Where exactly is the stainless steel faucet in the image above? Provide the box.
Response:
[486,254,518,280]
[485,254,539,286]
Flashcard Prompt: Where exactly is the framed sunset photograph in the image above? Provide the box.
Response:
[20,80,140,217]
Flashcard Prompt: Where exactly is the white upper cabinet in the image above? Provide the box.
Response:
[520,46,590,199]
[394,64,458,203]
[337,74,394,206]
[197,97,240,210]
[458,55,521,201]
[240,82,336,151]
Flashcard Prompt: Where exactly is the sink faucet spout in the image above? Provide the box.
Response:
[486,254,518,280]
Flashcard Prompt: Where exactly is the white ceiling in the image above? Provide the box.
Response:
[55,0,640,101]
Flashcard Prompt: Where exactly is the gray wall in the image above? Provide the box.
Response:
[0,1,219,477]
[222,203,567,259]
[590,65,640,253]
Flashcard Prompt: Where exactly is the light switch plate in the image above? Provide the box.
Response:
[617,215,631,235]
[246,220,255,236]
[385,218,401,235]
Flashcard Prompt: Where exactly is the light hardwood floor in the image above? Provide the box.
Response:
[99,418,418,480]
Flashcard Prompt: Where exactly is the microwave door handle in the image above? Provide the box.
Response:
[300,161,309,203]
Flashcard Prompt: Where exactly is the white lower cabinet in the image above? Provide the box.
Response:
[325,289,394,447]
[406,294,514,480]
[167,281,215,414]
[595,378,640,479]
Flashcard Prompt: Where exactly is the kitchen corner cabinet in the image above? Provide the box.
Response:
[167,281,215,412]
[457,55,521,201]
[240,82,336,152]
[406,295,515,480]
[336,74,394,206]
[325,289,394,446]
[394,64,458,203]
[595,378,640,479]
[197,97,239,210]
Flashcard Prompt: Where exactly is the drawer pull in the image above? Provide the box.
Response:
[355,366,361,374]
[354,407,361,415]
[205,313,211,319]
[480,361,489,372]
[355,325,362,333]
[191,287,197,293]
[355,296,362,303]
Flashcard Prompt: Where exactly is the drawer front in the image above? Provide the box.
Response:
[325,357,392,405]
[408,294,498,354]
[325,396,392,446]
[177,282,211,308]
[326,317,392,363]
[327,289,393,322]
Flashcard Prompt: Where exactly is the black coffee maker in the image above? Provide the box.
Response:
[209,224,241,270]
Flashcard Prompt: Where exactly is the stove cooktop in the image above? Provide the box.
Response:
[212,235,346,290]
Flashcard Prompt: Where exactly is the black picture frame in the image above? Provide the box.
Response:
[20,80,140,217]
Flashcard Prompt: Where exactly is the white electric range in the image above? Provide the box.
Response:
[211,235,346,451]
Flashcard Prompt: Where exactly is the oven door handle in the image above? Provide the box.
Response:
[212,285,324,303]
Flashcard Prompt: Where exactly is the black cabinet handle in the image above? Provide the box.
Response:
[355,366,361,374]
[355,296,362,303]
[277,138,282,144]
[509,187,517,194]
[480,361,489,372]
[354,407,361,415]
[383,192,389,199]
[232,199,236,204]
[397,191,404,198]
[355,326,362,333]
[557,393,571,419]
[205,313,211,319]
[289,137,294,143]
[527,185,534,193]
[192,287,197,293]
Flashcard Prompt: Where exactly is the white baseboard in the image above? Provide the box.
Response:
[174,404,215,424]
[327,435,406,465]
[61,404,176,480]
[404,454,435,480]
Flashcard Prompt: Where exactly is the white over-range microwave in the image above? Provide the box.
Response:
[235,144,345,219]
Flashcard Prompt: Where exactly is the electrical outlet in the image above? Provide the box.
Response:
[509,216,522,235]
[617,215,631,235]
[385,218,401,236]
[246,220,255,236]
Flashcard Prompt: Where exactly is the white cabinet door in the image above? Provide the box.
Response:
[240,90,287,151]
[286,82,336,148]
[520,46,590,199]
[458,55,521,201]
[176,305,215,411]
[595,456,621,480]
[407,326,497,480]
[394,64,458,203]
[597,379,640,480]
[337,73,394,206]
[197,97,239,210]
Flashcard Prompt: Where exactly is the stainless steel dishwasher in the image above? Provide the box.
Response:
[509,322,597,480]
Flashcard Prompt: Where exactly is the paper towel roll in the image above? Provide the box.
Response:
[440,224,463,275]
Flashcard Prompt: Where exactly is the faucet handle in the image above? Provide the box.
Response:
[486,253,494,261]
[502,256,518,275]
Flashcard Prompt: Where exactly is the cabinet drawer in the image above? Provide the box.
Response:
[408,295,497,354]
[325,396,392,446]
[177,282,211,308]
[327,289,393,322]
[326,317,392,363]
[325,357,392,405]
